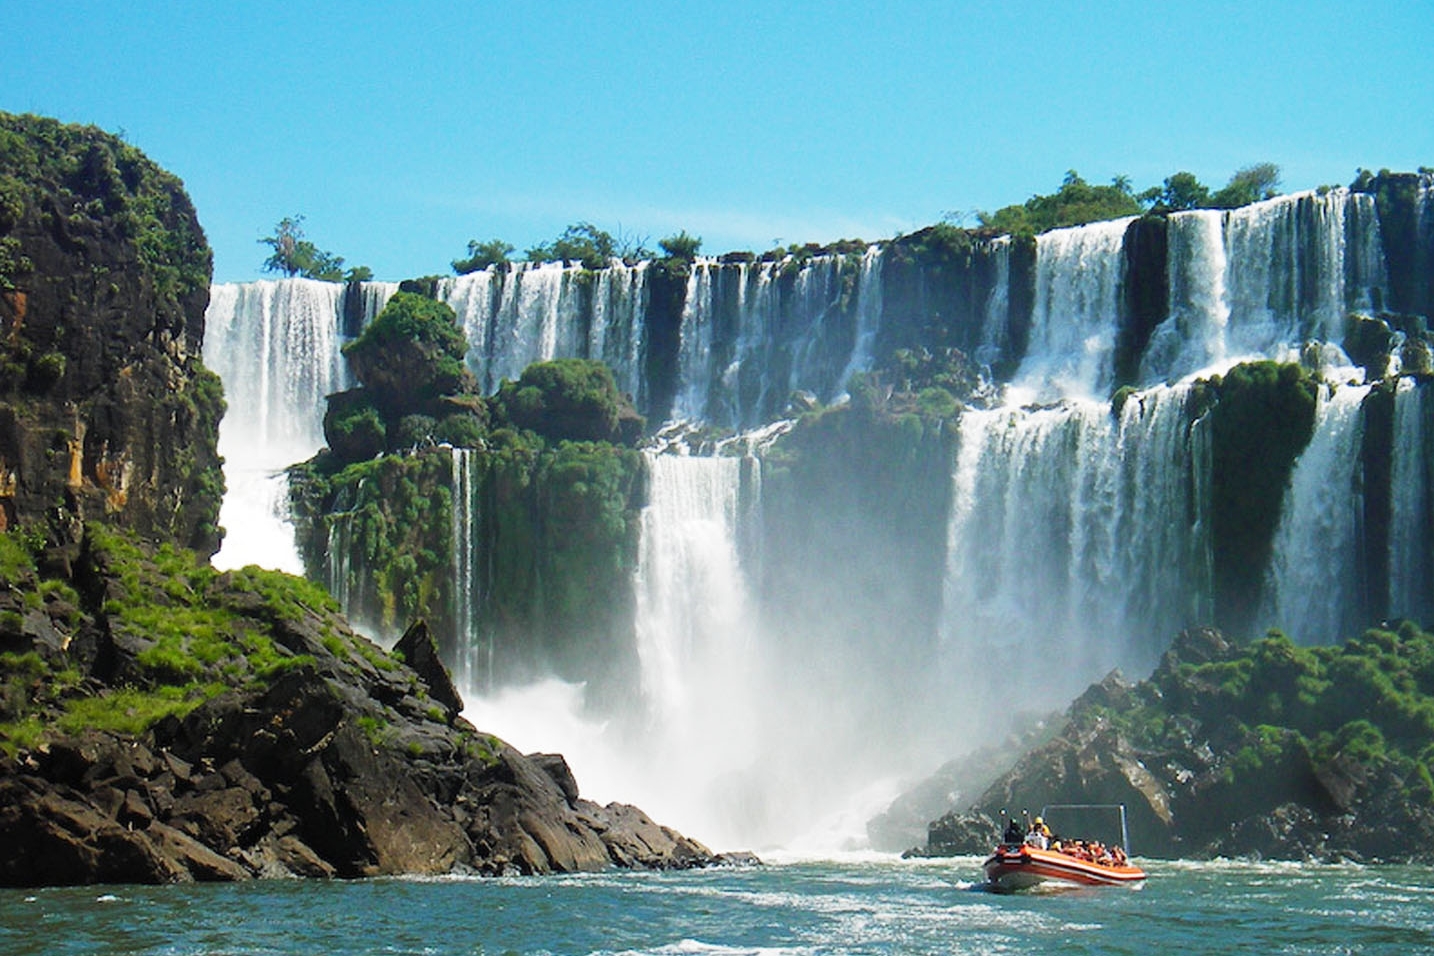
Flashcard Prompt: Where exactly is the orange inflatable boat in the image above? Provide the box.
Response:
[983,843,1147,892]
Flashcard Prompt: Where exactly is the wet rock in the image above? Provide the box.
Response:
[394,619,463,719]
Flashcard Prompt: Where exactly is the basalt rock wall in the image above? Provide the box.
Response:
[0,112,221,555]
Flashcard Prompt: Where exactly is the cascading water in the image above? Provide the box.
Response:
[1389,379,1434,623]
[836,246,885,393]
[973,235,1012,372]
[438,261,649,400]
[1014,217,1133,402]
[450,446,485,692]
[941,384,1208,707]
[674,251,884,428]
[203,279,396,571]
[202,180,1432,853]
[1142,210,1230,382]
[1222,189,1386,361]
[1260,383,1373,642]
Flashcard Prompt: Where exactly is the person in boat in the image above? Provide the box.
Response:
[1024,817,1050,850]
[1002,817,1023,845]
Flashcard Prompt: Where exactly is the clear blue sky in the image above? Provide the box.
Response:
[6,1,1432,283]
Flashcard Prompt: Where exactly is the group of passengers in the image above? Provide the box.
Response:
[1000,816,1128,866]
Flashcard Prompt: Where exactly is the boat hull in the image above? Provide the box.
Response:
[982,845,1146,892]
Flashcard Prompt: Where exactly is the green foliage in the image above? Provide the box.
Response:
[259,215,347,280]
[452,238,514,274]
[658,231,702,261]
[1209,163,1281,209]
[1139,171,1211,213]
[979,171,1142,235]
[526,222,617,270]
[493,358,638,444]
[1206,362,1318,633]
[0,111,211,302]
[343,292,470,403]
[0,529,39,583]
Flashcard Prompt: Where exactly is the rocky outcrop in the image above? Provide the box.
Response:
[0,112,222,555]
[907,626,1434,863]
[0,525,729,886]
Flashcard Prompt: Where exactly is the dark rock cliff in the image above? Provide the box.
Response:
[0,112,222,555]
[912,625,1434,864]
[0,526,722,885]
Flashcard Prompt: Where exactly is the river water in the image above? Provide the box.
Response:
[3,855,1430,955]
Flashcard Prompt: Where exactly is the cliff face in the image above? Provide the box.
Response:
[917,624,1434,864]
[0,527,718,885]
[0,112,222,555]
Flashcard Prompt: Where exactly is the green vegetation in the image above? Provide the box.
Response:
[1200,361,1319,633]
[1085,621,1434,809]
[259,215,369,282]
[0,111,211,301]
[291,354,646,688]
[978,164,1282,236]
[526,222,617,270]
[452,238,515,274]
[343,292,471,405]
[1139,163,1282,213]
[491,358,642,444]
[658,231,702,261]
[979,171,1143,235]
[0,523,375,757]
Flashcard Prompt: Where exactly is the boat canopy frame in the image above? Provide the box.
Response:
[1038,803,1132,855]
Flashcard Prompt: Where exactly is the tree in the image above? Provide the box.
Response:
[1210,163,1281,209]
[979,171,1142,235]
[1141,171,1212,213]
[342,292,471,404]
[452,238,514,275]
[259,215,346,280]
[525,222,617,269]
[658,230,702,261]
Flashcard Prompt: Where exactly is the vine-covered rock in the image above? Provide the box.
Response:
[0,112,222,554]
[913,623,1434,863]
[0,524,724,885]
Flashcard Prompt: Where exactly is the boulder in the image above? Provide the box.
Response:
[394,619,464,718]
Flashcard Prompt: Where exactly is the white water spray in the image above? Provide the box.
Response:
[203,279,395,571]
[1260,383,1372,641]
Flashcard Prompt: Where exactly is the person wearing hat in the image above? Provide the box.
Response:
[1024,816,1051,850]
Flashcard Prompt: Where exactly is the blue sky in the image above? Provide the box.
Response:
[6,1,1432,283]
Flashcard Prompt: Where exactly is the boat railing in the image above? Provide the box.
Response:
[1039,803,1132,856]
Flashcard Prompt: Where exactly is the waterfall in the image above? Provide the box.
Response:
[589,261,648,402]
[1015,217,1134,401]
[1221,190,1386,363]
[203,278,395,571]
[941,384,1207,701]
[624,451,770,845]
[974,235,1012,372]
[450,446,485,692]
[1389,380,1434,622]
[836,245,885,395]
[1260,383,1372,642]
[674,252,883,428]
[1142,210,1230,382]
[439,261,589,393]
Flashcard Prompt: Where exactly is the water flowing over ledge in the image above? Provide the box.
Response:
[203,181,1434,847]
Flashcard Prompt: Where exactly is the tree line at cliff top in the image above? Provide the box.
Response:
[263,161,1411,282]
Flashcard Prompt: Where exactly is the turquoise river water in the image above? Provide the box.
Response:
[2,856,1431,955]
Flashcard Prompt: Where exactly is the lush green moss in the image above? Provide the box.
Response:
[0,111,211,302]
[1204,362,1319,634]
[1097,621,1434,809]
[492,358,642,444]
[343,292,470,405]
